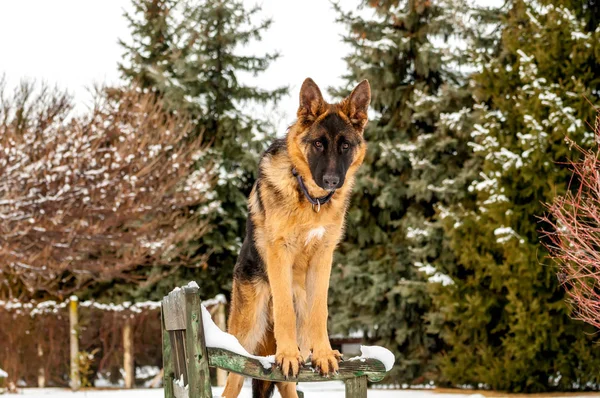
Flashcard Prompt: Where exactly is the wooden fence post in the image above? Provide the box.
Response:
[215,302,227,387]
[69,296,80,391]
[37,343,45,388]
[123,316,134,389]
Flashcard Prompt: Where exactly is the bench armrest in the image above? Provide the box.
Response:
[207,347,387,383]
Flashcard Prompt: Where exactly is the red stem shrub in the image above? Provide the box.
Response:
[542,114,600,328]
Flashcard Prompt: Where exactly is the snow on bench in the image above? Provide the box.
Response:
[349,346,395,372]
[200,304,274,369]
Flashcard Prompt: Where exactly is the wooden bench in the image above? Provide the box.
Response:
[161,284,388,398]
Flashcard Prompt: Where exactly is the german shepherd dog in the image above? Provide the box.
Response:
[222,78,370,398]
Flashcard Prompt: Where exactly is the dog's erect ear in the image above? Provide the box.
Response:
[342,80,371,130]
[298,78,325,121]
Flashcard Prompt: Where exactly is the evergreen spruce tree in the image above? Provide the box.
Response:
[434,0,600,391]
[329,0,477,383]
[119,0,182,101]
[117,0,286,300]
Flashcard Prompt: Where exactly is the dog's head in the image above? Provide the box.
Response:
[288,78,370,193]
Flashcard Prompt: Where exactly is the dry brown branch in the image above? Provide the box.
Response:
[542,113,600,328]
[0,81,213,299]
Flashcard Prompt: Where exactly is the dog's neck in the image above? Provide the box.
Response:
[291,167,335,211]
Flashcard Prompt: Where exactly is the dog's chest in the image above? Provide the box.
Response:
[304,226,326,246]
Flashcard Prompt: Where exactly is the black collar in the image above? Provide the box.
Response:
[292,168,335,212]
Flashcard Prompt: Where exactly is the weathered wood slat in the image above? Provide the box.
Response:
[164,375,174,398]
[170,330,187,386]
[207,347,387,383]
[163,288,186,331]
[183,286,212,397]
[345,376,367,398]
[161,306,175,398]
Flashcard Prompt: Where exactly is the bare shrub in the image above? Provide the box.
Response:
[0,80,212,299]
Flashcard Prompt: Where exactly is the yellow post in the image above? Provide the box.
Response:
[216,302,227,387]
[123,317,134,389]
[37,343,45,388]
[69,296,80,391]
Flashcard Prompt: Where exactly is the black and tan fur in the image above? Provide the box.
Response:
[222,78,370,398]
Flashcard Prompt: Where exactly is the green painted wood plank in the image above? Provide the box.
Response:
[161,305,175,398]
[207,347,387,383]
[184,286,212,398]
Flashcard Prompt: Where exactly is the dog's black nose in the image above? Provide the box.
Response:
[323,174,340,189]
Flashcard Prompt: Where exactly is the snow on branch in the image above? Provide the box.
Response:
[0,81,214,299]
[542,114,600,328]
[0,293,226,317]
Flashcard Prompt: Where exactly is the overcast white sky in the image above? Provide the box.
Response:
[0,0,357,134]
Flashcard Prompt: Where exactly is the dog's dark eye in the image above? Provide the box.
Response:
[314,141,323,149]
[342,142,350,151]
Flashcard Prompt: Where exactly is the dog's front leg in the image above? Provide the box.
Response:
[266,241,303,378]
[306,244,342,376]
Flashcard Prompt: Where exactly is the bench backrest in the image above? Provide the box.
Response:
[162,285,212,398]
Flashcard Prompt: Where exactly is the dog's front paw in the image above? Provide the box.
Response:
[311,348,342,376]
[275,346,304,379]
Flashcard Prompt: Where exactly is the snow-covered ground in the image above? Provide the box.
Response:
[14,385,600,398]
[9,385,476,398]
